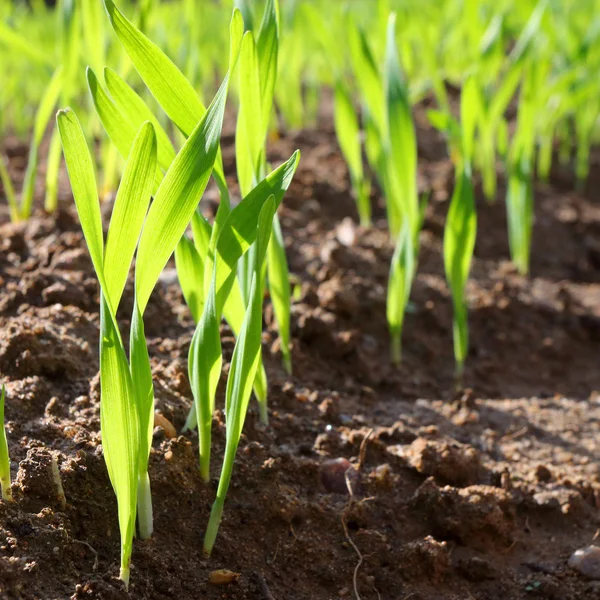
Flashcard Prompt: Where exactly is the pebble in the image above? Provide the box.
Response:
[320,458,359,494]
[569,545,600,579]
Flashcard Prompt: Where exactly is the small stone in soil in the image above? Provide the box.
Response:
[320,458,359,494]
[569,545,600,579]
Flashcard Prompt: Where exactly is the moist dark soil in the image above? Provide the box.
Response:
[2,105,600,600]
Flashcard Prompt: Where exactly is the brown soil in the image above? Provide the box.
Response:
[1,107,600,600]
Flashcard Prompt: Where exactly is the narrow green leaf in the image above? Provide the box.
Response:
[103,0,205,136]
[334,80,370,226]
[236,31,263,197]
[203,197,276,556]
[334,81,363,184]
[104,122,157,312]
[56,108,107,295]
[385,13,417,238]
[0,384,13,502]
[99,295,140,587]
[104,67,176,171]
[190,152,299,479]
[0,155,18,223]
[256,0,279,129]
[443,168,477,375]
[21,67,63,219]
[129,299,154,540]
[214,151,300,304]
[348,18,385,135]
[387,221,415,364]
[175,235,205,322]
[460,77,482,167]
[267,214,291,373]
[135,76,229,314]
[81,0,105,77]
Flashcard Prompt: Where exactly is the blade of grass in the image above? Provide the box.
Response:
[203,196,276,556]
[0,384,13,502]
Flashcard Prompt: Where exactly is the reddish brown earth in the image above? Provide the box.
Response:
[1,108,600,600]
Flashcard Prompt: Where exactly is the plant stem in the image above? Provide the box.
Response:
[390,332,401,365]
[257,399,269,426]
[120,564,130,591]
[0,474,12,502]
[137,470,153,539]
[282,352,292,376]
[199,420,211,483]
[203,496,225,557]
[203,441,237,556]
[0,385,12,502]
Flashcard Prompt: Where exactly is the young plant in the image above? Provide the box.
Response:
[347,13,418,239]
[236,0,294,378]
[387,221,415,364]
[190,152,299,483]
[0,155,18,223]
[0,385,13,502]
[58,2,235,575]
[505,64,543,276]
[18,67,63,221]
[204,197,276,556]
[98,0,273,455]
[384,13,421,362]
[333,79,371,226]
[443,78,478,381]
[58,113,155,586]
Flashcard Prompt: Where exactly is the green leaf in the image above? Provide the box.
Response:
[104,122,157,312]
[348,17,385,135]
[175,235,205,323]
[387,221,415,364]
[443,168,477,373]
[256,0,279,129]
[460,77,482,168]
[103,0,205,136]
[385,13,417,238]
[129,299,154,540]
[20,67,63,219]
[87,69,140,167]
[81,0,105,77]
[213,151,300,306]
[334,80,363,184]
[57,108,107,297]
[135,76,229,314]
[189,152,299,480]
[236,31,263,197]
[203,196,276,557]
[334,79,370,226]
[99,294,140,588]
[104,67,176,171]
[267,214,291,373]
[191,210,212,257]
[509,0,548,65]
[0,383,12,502]
[0,155,18,223]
